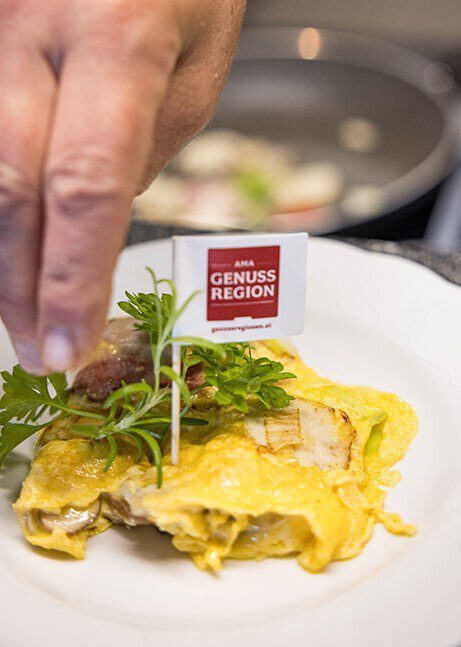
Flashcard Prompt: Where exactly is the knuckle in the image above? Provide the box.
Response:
[41,248,110,309]
[41,282,107,329]
[0,161,38,235]
[42,247,89,292]
[94,1,179,66]
[130,28,178,66]
[41,268,74,298]
[0,286,29,312]
[146,31,180,69]
[0,282,33,333]
[42,250,86,292]
[45,149,126,219]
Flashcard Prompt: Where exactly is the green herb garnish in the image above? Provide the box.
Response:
[234,168,273,221]
[0,270,296,486]
[189,343,295,412]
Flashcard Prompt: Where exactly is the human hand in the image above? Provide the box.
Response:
[0,0,245,374]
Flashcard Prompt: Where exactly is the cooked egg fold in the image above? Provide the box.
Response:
[13,341,417,571]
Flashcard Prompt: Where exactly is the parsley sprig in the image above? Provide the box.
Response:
[189,343,295,412]
[0,366,105,466]
[0,269,296,486]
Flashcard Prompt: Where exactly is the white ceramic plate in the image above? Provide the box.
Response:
[1,238,460,647]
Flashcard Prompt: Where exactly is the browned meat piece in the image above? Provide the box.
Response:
[72,318,204,401]
[185,361,206,391]
[73,318,156,400]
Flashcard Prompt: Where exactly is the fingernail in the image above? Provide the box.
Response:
[12,337,47,375]
[42,327,75,372]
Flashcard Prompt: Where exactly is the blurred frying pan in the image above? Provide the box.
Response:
[205,27,460,238]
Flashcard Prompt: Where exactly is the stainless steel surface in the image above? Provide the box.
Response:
[205,27,461,234]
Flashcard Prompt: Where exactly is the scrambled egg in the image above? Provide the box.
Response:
[13,342,417,572]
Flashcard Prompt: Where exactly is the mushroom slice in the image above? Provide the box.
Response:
[245,399,353,469]
[292,401,352,469]
[264,407,302,452]
[102,494,150,527]
[39,500,101,535]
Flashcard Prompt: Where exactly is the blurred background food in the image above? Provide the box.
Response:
[135,130,346,232]
[134,3,461,249]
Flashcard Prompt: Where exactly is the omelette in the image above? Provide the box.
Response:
[13,331,417,573]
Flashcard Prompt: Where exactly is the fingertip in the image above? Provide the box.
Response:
[39,301,107,373]
[11,336,49,376]
[41,326,76,373]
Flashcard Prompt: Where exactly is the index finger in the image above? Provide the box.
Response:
[40,25,179,371]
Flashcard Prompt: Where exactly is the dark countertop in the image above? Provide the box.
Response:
[126,222,461,287]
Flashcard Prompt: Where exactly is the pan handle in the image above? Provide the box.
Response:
[425,162,461,252]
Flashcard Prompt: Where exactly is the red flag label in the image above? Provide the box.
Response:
[207,245,280,321]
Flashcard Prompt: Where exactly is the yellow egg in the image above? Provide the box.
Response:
[13,341,417,572]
